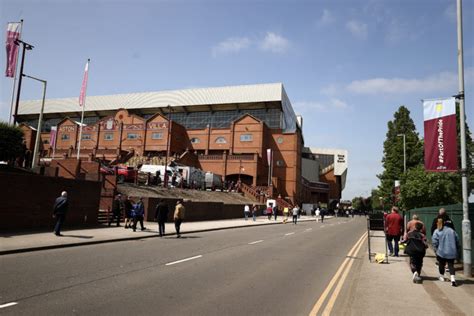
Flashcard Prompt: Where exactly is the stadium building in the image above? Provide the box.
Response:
[17,83,345,206]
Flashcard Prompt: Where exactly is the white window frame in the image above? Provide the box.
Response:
[240,134,253,142]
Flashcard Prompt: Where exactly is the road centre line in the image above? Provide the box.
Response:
[0,302,18,309]
[322,233,367,315]
[165,255,203,266]
[285,232,295,236]
[308,232,367,316]
[248,240,264,245]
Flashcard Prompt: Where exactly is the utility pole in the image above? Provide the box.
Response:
[456,0,471,277]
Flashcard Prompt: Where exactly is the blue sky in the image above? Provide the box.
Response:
[1,0,473,199]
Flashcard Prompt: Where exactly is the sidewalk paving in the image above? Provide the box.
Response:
[336,230,474,316]
[0,215,325,255]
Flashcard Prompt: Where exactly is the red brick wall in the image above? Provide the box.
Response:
[0,171,101,231]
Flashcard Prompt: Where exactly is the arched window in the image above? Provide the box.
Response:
[190,137,200,144]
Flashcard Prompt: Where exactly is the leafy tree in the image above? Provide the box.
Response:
[377,106,423,205]
[352,197,362,210]
[0,121,24,165]
[455,103,474,192]
[401,165,462,209]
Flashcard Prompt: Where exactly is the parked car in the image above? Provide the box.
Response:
[116,165,137,183]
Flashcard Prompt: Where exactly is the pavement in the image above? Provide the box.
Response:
[330,230,474,316]
[0,215,325,255]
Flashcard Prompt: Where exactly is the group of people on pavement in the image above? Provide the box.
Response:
[107,194,186,237]
[244,203,327,225]
[384,206,460,286]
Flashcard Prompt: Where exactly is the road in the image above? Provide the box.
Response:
[0,216,366,315]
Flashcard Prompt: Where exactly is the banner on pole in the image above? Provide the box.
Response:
[50,126,57,148]
[79,59,89,107]
[5,22,21,77]
[423,98,458,172]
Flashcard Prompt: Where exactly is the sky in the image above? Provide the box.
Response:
[1,0,473,200]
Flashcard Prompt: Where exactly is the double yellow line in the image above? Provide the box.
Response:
[309,232,367,316]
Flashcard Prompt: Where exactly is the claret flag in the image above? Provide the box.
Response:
[423,98,458,172]
[5,22,21,77]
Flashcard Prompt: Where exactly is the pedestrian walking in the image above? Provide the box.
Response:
[244,204,250,220]
[267,203,273,221]
[283,207,289,223]
[320,208,325,223]
[174,200,185,238]
[273,204,278,221]
[292,205,299,224]
[132,197,146,232]
[123,196,134,229]
[403,214,426,242]
[430,208,455,236]
[432,218,460,287]
[109,194,123,227]
[405,222,428,283]
[252,204,257,221]
[315,208,320,223]
[155,199,169,237]
[52,191,69,236]
[384,206,403,257]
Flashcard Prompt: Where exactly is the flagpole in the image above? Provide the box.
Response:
[77,58,90,160]
[456,0,471,278]
[8,19,23,124]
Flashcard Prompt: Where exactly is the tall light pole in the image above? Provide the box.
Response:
[456,0,471,277]
[397,134,406,174]
[23,74,47,168]
[13,39,34,125]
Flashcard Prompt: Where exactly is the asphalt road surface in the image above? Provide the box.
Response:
[1,216,366,315]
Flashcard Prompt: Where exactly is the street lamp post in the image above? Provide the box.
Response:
[13,39,34,125]
[23,74,47,169]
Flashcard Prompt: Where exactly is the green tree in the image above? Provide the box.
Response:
[377,106,424,204]
[352,197,362,210]
[0,122,24,165]
[401,165,462,209]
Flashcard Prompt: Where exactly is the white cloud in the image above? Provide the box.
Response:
[444,4,456,23]
[259,32,290,53]
[212,37,251,57]
[346,20,368,40]
[293,98,348,113]
[320,84,340,96]
[347,68,474,95]
[317,9,335,26]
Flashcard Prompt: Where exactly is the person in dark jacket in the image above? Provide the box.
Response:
[132,197,146,232]
[430,208,455,236]
[155,199,169,237]
[109,194,123,227]
[53,191,69,236]
[123,196,134,229]
[405,222,427,283]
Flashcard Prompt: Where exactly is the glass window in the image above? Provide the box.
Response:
[127,133,139,140]
[82,134,91,140]
[104,133,114,141]
[190,137,200,144]
[215,137,227,144]
[61,134,70,140]
[151,132,163,140]
[240,134,253,142]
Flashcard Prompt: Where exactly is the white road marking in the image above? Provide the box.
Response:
[304,228,312,232]
[248,240,264,245]
[0,302,18,309]
[285,232,295,236]
[165,255,203,266]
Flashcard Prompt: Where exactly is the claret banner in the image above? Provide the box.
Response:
[423,98,458,172]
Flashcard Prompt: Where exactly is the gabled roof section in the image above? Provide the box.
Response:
[57,117,86,127]
[233,113,262,124]
[18,83,284,115]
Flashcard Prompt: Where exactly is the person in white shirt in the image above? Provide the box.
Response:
[244,204,250,220]
[315,208,321,223]
[292,205,299,224]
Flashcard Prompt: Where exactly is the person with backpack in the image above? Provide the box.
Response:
[132,197,146,232]
[432,218,460,287]
[404,222,428,283]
